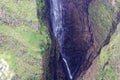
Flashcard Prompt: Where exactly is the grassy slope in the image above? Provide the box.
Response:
[89,0,115,45]
[90,0,120,80]
[97,24,120,80]
[0,0,48,80]
[0,0,38,22]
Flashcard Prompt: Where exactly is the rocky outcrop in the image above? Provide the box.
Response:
[0,59,14,80]
[38,0,120,80]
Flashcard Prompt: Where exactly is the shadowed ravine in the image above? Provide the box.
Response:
[50,0,73,79]
[38,0,120,80]
[50,0,93,79]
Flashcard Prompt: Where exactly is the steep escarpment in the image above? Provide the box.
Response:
[95,0,120,80]
[61,0,94,79]
[38,0,120,80]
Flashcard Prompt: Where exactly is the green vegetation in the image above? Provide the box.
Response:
[36,0,46,21]
[90,0,120,80]
[89,0,115,45]
[0,0,49,80]
[96,24,120,80]
[0,0,38,22]
[115,0,120,11]
[97,66,117,80]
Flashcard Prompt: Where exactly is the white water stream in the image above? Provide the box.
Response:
[50,0,73,79]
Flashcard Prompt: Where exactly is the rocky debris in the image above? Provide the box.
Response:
[0,8,40,30]
[0,58,14,80]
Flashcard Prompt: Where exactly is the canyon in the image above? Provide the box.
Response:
[0,0,120,80]
[40,0,120,80]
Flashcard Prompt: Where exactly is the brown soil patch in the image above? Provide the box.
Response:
[82,57,98,80]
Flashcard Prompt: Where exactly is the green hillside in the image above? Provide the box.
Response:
[93,0,120,80]
[0,0,48,80]
[0,0,120,80]
[97,24,120,80]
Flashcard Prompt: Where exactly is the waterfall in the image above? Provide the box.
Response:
[50,0,73,79]
[63,58,73,80]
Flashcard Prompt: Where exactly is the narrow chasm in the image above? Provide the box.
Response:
[38,0,120,80]
[49,0,94,79]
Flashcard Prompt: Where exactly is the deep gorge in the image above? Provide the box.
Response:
[0,0,120,80]
[38,0,120,80]
[49,0,94,80]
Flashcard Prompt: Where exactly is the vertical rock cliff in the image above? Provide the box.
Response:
[37,0,120,80]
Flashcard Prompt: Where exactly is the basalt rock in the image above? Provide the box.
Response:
[37,0,120,80]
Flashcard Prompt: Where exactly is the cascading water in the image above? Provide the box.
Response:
[46,0,119,79]
[50,0,73,79]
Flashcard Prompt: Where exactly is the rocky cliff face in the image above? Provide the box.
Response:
[39,0,120,80]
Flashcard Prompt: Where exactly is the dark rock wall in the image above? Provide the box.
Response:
[62,0,94,79]
[38,0,120,80]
